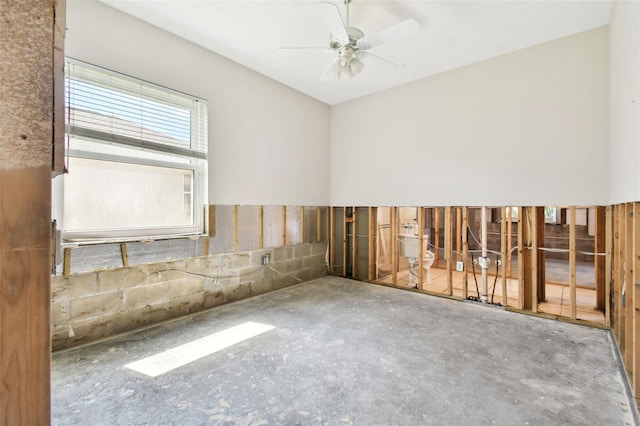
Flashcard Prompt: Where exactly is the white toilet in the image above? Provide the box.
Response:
[422,250,435,283]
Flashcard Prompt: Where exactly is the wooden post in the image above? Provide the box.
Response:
[507,207,513,278]
[392,207,398,286]
[63,247,72,277]
[208,205,216,237]
[445,206,453,295]
[517,207,525,310]
[569,206,577,320]
[500,207,508,307]
[625,203,634,368]
[259,206,264,249]
[233,205,239,252]
[595,206,606,311]
[462,207,469,299]
[300,206,305,244]
[418,207,424,290]
[530,207,538,313]
[281,206,287,247]
[352,207,358,278]
[343,207,347,277]
[120,243,129,267]
[203,236,210,256]
[633,202,640,397]
[434,208,440,265]
[456,208,462,262]
[614,204,623,340]
[316,206,322,243]
[0,0,59,421]
[368,207,377,281]
[605,205,612,326]
[329,207,335,274]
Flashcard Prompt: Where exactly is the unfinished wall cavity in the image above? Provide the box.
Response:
[52,204,329,350]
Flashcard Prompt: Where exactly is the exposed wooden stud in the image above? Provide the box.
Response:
[595,206,606,311]
[368,207,377,281]
[625,203,634,369]
[530,207,538,313]
[259,206,264,249]
[569,206,577,320]
[418,207,424,290]
[605,205,612,326]
[434,208,441,265]
[203,236,210,257]
[120,243,129,267]
[614,204,623,339]
[352,207,358,278]
[63,247,72,277]
[329,207,335,274]
[456,208,462,262]
[300,206,305,244]
[500,206,508,307]
[392,207,398,286]
[462,207,469,299]
[316,206,322,242]
[208,204,216,237]
[536,207,546,303]
[282,206,287,247]
[232,205,239,252]
[343,207,347,277]
[633,202,640,397]
[517,207,525,310]
[445,206,453,296]
[507,207,513,277]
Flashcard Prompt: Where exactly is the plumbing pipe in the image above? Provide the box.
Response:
[480,206,488,303]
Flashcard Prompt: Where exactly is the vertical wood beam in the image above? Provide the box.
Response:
[633,202,640,398]
[625,203,634,369]
[434,208,440,265]
[63,248,71,277]
[316,206,321,243]
[507,207,513,278]
[595,206,606,311]
[500,207,508,307]
[203,236,210,256]
[120,243,129,267]
[462,207,469,299]
[614,204,623,339]
[605,205,612,326]
[343,207,347,277]
[233,205,239,252]
[281,206,287,247]
[208,205,216,237]
[569,206,577,320]
[445,206,453,295]
[456,208,462,262]
[392,207,398,286]
[536,207,546,303]
[352,207,358,278]
[329,207,335,274]
[300,206,305,244]
[517,207,525,310]
[368,207,377,281]
[0,1,58,421]
[418,207,424,290]
[530,207,538,313]
[259,206,264,249]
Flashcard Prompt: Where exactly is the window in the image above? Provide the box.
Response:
[57,60,208,241]
[508,206,559,223]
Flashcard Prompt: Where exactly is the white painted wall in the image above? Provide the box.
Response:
[609,0,640,204]
[66,0,330,206]
[331,27,609,207]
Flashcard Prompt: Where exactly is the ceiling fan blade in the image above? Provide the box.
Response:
[357,18,419,50]
[359,51,399,67]
[277,46,334,53]
[319,2,349,44]
[320,58,337,82]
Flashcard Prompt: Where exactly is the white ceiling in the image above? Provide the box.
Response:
[100,0,612,105]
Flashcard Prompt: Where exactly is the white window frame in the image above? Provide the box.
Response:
[56,59,208,242]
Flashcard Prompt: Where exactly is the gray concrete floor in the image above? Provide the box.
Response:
[52,277,636,425]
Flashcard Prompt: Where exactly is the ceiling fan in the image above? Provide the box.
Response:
[281,0,419,81]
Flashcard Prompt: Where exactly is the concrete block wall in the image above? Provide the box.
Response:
[51,242,327,350]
